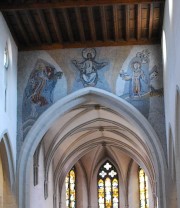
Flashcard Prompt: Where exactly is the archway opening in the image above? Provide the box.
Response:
[0,135,16,208]
[18,88,167,208]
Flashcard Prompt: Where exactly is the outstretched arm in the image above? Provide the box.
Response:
[72,60,86,72]
[120,70,131,81]
[93,61,108,70]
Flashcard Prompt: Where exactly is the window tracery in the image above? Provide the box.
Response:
[98,161,119,208]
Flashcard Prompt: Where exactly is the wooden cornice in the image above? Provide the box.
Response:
[19,39,161,51]
[0,0,165,11]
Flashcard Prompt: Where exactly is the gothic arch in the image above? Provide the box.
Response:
[17,87,167,208]
[59,161,88,208]
[0,133,15,190]
[0,133,16,207]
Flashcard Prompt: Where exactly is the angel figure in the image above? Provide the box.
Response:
[120,61,147,97]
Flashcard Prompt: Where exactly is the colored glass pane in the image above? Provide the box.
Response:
[98,161,119,208]
[65,167,76,208]
[139,167,149,208]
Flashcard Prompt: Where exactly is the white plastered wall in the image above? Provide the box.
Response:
[163,0,180,207]
[29,145,54,208]
[0,12,17,167]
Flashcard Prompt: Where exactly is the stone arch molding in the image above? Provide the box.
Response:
[17,87,167,208]
[0,132,15,191]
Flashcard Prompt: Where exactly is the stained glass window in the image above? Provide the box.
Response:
[139,167,149,208]
[98,161,119,208]
[66,166,76,208]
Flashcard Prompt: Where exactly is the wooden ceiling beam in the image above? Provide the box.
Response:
[148,3,153,39]
[100,6,108,41]
[125,5,129,41]
[137,4,142,40]
[37,10,52,44]
[75,8,85,42]
[49,9,62,43]
[113,5,119,41]
[13,11,30,45]
[0,0,165,11]
[19,39,161,51]
[62,9,74,42]
[25,11,41,44]
[87,7,96,42]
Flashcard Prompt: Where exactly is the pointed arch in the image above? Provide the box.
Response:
[97,160,119,208]
[0,133,15,190]
[17,87,167,208]
[59,161,88,208]
[0,133,16,207]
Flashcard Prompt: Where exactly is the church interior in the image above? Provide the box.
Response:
[0,0,180,208]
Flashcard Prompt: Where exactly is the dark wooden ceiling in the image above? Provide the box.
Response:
[0,0,164,51]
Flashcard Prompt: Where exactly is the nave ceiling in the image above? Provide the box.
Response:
[37,101,156,197]
[0,0,164,51]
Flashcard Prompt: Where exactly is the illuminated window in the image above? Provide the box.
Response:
[4,42,9,70]
[139,167,149,208]
[98,161,119,208]
[65,166,76,208]
[4,42,9,112]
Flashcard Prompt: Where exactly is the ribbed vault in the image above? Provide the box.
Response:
[18,87,167,208]
[42,102,154,194]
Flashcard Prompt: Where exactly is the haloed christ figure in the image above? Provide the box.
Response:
[72,48,108,87]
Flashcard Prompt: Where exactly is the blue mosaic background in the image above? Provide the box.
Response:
[18,46,165,150]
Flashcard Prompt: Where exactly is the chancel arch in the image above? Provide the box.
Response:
[17,87,167,208]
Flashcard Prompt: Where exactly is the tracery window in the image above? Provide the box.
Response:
[139,167,149,208]
[98,161,119,208]
[65,166,76,208]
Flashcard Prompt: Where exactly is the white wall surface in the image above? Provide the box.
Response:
[163,0,180,207]
[30,145,54,208]
[0,12,17,166]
